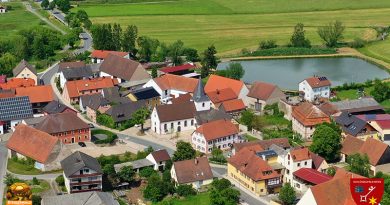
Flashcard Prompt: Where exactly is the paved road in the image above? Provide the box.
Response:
[0,142,8,205]
[23,2,66,35]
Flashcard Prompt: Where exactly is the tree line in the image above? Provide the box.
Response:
[41,0,71,13]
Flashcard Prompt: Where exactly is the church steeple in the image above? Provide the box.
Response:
[193,77,209,102]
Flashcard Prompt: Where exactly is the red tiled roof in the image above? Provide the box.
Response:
[154,74,198,93]
[292,102,330,126]
[195,119,238,141]
[15,85,54,103]
[341,135,364,156]
[290,147,311,162]
[58,61,86,71]
[7,124,59,163]
[228,148,280,181]
[359,137,388,166]
[0,78,35,90]
[207,88,237,104]
[220,99,246,113]
[205,75,245,96]
[91,50,128,59]
[173,157,213,184]
[304,76,331,88]
[293,168,332,185]
[64,77,116,98]
[248,81,277,100]
[151,150,170,162]
[310,152,326,170]
[377,120,390,129]
[160,64,196,73]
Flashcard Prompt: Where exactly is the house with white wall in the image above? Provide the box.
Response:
[90,50,129,64]
[283,148,313,185]
[192,119,242,154]
[171,157,213,189]
[299,76,331,102]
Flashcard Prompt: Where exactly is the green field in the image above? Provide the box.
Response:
[359,38,390,64]
[0,2,47,39]
[73,0,390,55]
[154,192,211,205]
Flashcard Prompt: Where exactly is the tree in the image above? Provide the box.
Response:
[56,0,71,13]
[347,153,370,177]
[48,1,56,10]
[96,113,115,128]
[55,175,65,186]
[290,23,311,48]
[259,39,277,50]
[122,25,138,56]
[201,45,217,78]
[211,178,232,191]
[225,62,245,80]
[32,177,39,185]
[183,47,200,62]
[139,167,156,178]
[318,21,345,47]
[143,174,170,202]
[168,40,184,66]
[66,30,79,48]
[279,183,296,205]
[327,167,336,176]
[117,166,135,183]
[131,107,151,133]
[240,110,255,130]
[172,141,196,161]
[137,36,159,62]
[176,184,196,197]
[41,0,49,9]
[4,173,22,186]
[210,179,240,205]
[309,124,342,162]
[103,164,116,177]
[151,66,158,78]
[112,23,122,51]
[0,52,17,76]
[370,80,390,102]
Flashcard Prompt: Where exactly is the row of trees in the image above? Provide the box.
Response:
[41,0,71,13]
[91,23,200,64]
[215,62,245,80]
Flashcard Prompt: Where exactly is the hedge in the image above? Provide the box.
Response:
[92,129,118,144]
[243,47,337,57]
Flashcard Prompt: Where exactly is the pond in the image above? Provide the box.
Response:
[217,57,390,90]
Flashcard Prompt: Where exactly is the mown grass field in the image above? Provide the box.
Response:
[0,2,46,39]
[73,0,390,56]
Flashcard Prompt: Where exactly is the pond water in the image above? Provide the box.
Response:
[217,57,390,90]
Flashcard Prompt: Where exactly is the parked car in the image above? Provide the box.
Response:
[78,142,86,147]
[88,123,94,128]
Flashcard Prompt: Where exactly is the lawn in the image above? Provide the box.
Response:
[359,38,390,64]
[154,192,211,205]
[0,2,47,39]
[30,180,50,195]
[7,159,42,175]
[73,0,390,55]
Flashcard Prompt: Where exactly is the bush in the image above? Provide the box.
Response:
[259,39,277,50]
[55,175,65,187]
[350,38,365,48]
[92,129,118,144]
[32,177,39,185]
[139,167,156,178]
[176,184,196,197]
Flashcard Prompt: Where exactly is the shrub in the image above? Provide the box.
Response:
[176,184,196,197]
[139,167,156,178]
[92,129,118,144]
[32,177,39,185]
[259,39,277,50]
[350,38,365,48]
[55,175,65,186]
[245,47,336,57]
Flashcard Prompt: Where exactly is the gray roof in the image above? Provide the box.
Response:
[102,87,121,101]
[61,66,93,80]
[335,112,367,136]
[23,116,46,126]
[105,101,146,123]
[195,109,231,125]
[114,158,154,172]
[269,144,288,156]
[13,59,37,76]
[193,78,209,102]
[60,151,102,177]
[42,100,73,114]
[332,97,384,114]
[41,191,119,205]
[100,54,150,81]
[80,93,109,110]
[87,63,102,74]
[130,87,160,100]
[0,96,33,121]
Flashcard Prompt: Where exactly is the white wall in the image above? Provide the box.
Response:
[192,132,241,154]
[297,188,317,205]
[151,107,196,134]
[299,80,330,102]
[283,153,312,185]
[194,101,212,112]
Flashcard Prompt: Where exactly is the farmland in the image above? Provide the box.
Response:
[73,0,390,56]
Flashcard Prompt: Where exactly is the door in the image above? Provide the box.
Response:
[72,138,75,143]
[177,126,181,132]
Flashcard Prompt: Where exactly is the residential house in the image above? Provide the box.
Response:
[99,54,150,88]
[292,168,332,193]
[34,112,91,144]
[80,93,110,123]
[219,98,246,117]
[357,114,390,141]
[0,5,6,13]
[7,124,61,171]
[90,50,129,63]
[284,147,313,185]
[299,76,331,102]
[194,108,231,125]
[171,157,214,189]
[297,169,364,205]
[143,74,198,104]
[341,136,390,175]
[232,138,291,155]
[15,85,54,114]
[62,77,117,103]
[292,102,330,139]
[60,151,103,194]
[114,149,171,173]
[310,152,329,173]
[160,64,196,75]
[205,74,249,101]
[124,87,160,109]
[12,59,38,85]
[192,119,242,154]
[58,62,94,88]
[228,147,282,196]
[246,81,286,113]
[151,101,196,134]
[42,100,77,115]
[335,112,378,140]
[104,101,146,126]
[331,97,385,115]
[41,192,119,205]
[0,78,35,90]
[0,96,33,133]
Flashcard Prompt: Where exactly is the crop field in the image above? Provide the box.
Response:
[73,0,390,56]
[0,2,47,39]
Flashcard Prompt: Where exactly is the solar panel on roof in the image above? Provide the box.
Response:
[366,114,376,120]
[0,96,33,121]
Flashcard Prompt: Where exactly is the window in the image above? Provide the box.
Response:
[184,121,187,127]
[78,136,81,140]
[191,120,194,126]
[304,161,307,166]
[84,169,89,173]
[202,102,205,107]
[64,139,67,143]
[164,124,167,130]
[297,163,300,167]
[178,121,181,125]
[260,189,264,192]
[171,123,174,129]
